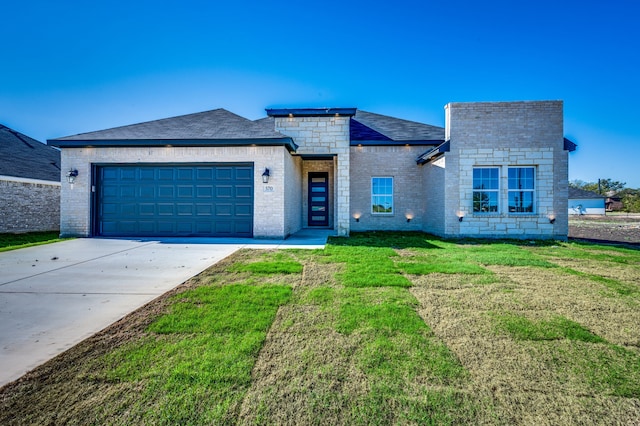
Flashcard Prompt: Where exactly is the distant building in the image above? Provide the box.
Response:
[605,194,624,212]
[568,187,605,215]
[0,125,61,233]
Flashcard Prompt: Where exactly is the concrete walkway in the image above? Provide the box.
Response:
[0,229,333,386]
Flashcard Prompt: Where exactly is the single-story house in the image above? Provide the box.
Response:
[48,100,575,240]
[568,187,606,215]
[605,194,624,212]
[0,124,61,233]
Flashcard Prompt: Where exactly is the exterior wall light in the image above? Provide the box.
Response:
[457,211,465,222]
[66,169,78,184]
[353,213,361,222]
[261,168,270,184]
[405,213,414,223]
[458,216,464,222]
[549,215,556,224]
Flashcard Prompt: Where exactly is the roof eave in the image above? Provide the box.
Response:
[47,137,298,152]
[352,139,444,146]
[416,141,450,164]
[266,108,357,117]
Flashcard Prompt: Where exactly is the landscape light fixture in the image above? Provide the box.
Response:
[66,169,78,184]
[261,168,270,184]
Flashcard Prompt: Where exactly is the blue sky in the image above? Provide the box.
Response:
[1,0,639,186]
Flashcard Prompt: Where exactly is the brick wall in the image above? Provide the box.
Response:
[349,145,430,231]
[0,177,60,233]
[421,156,446,236]
[442,101,568,239]
[59,146,292,238]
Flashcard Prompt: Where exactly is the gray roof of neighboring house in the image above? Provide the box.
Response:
[0,124,61,181]
[569,187,605,199]
[351,111,445,144]
[52,109,288,141]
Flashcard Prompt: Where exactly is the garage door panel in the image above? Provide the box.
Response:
[139,204,155,215]
[177,168,193,180]
[196,204,213,215]
[158,186,175,198]
[235,185,252,198]
[234,221,253,234]
[216,204,232,216]
[197,186,213,198]
[235,168,252,180]
[158,204,174,215]
[97,164,253,237]
[120,186,136,198]
[216,168,232,180]
[158,169,174,180]
[235,204,252,216]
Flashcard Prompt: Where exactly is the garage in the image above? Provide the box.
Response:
[95,164,253,237]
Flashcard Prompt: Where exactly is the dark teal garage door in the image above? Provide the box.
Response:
[96,164,253,237]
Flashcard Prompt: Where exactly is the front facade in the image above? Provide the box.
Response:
[49,101,574,240]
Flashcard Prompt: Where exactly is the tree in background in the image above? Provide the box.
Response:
[569,178,626,195]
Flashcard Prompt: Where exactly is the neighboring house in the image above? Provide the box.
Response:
[48,100,575,240]
[605,194,624,212]
[568,187,605,215]
[0,124,61,233]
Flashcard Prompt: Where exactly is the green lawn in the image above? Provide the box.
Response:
[0,231,67,252]
[1,232,639,425]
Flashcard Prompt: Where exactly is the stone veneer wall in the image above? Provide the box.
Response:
[443,101,568,239]
[59,146,291,238]
[0,176,60,233]
[274,116,350,236]
[349,145,430,231]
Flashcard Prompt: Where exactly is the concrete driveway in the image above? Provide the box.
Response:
[0,238,246,386]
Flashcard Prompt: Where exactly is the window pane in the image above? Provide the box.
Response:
[473,168,499,190]
[509,167,534,190]
[473,191,498,212]
[372,177,393,213]
[509,191,534,212]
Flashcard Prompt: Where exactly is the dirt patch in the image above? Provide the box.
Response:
[569,215,640,245]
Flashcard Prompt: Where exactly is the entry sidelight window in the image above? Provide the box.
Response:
[371,177,393,214]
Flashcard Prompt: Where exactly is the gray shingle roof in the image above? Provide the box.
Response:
[569,187,605,199]
[53,109,287,141]
[351,111,445,143]
[0,124,61,181]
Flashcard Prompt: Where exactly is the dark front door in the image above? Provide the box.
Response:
[308,172,329,226]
